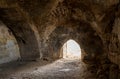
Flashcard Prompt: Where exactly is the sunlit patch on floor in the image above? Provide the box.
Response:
[59,68,72,72]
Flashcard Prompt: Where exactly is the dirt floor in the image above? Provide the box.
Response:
[0,58,96,79]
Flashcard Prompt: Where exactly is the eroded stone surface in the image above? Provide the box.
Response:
[0,0,119,79]
[0,21,20,64]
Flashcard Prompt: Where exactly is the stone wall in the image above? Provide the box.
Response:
[0,0,119,75]
[0,22,20,64]
[108,18,120,68]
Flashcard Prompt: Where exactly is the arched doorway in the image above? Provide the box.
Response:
[62,39,81,59]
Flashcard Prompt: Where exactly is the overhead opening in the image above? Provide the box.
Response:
[62,39,81,59]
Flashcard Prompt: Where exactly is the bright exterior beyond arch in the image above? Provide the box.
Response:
[62,39,81,59]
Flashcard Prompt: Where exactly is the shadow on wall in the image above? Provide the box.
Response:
[0,22,20,64]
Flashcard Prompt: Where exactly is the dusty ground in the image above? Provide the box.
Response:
[0,58,96,79]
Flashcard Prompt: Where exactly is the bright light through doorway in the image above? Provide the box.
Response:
[63,39,81,59]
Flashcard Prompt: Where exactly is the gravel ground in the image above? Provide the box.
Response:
[0,58,96,79]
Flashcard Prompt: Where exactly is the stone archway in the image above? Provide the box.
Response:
[43,22,104,63]
[0,8,40,61]
[62,39,81,59]
[0,21,20,64]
